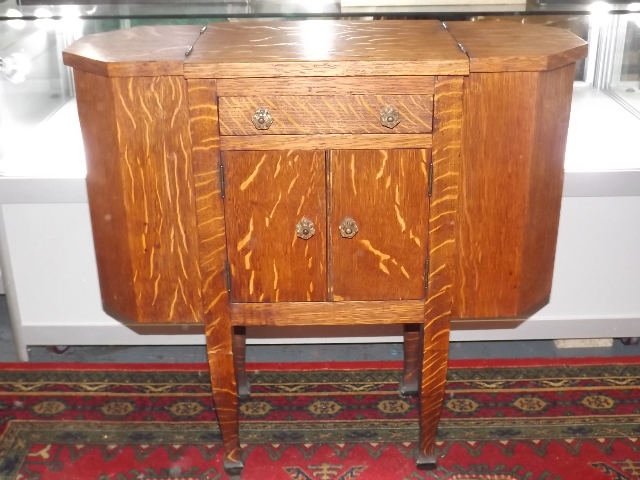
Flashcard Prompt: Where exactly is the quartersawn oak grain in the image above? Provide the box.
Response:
[184,20,469,78]
[230,300,424,326]
[220,134,433,151]
[73,70,138,322]
[218,95,433,135]
[74,70,203,324]
[187,79,243,473]
[223,150,327,303]
[446,21,588,73]
[329,149,430,301]
[419,76,463,467]
[112,75,203,324]
[217,76,435,96]
[452,65,576,320]
[63,25,202,77]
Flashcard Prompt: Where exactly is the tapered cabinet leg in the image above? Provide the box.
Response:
[399,323,421,397]
[417,76,463,469]
[206,322,244,475]
[189,79,244,476]
[417,318,450,468]
[232,326,251,399]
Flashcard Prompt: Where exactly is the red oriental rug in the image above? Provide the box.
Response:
[1,358,640,480]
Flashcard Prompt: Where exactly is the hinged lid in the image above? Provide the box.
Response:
[183,20,469,78]
[62,25,203,77]
[446,21,588,73]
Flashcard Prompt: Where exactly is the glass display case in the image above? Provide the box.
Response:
[0,0,638,176]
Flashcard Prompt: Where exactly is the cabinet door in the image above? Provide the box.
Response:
[223,150,327,302]
[329,149,430,301]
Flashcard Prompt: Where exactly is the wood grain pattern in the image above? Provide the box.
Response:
[418,76,463,466]
[452,66,575,320]
[223,150,327,302]
[184,20,469,78]
[447,21,588,73]
[63,25,202,77]
[111,75,203,324]
[232,326,250,399]
[187,79,242,473]
[75,70,203,324]
[217,76,435,96]
[519,64,575,313]
[220,134,432,151]
[399,324,421,396]
[329,149,430,301]
[73,69,138,322]
[230,300,424,326]
[219,95,433,135]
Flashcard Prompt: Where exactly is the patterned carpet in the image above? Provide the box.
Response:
[1,358,639,480]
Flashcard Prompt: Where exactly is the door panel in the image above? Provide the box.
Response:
[329,149,430,301]
[223,150,326,302]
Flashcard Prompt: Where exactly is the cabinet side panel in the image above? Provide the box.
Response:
[330,149,430,301]
[73,69,138,321]
[518,64,575,313]
[453,72,539,319]
[223,150,327,302]
[112,76,203,323]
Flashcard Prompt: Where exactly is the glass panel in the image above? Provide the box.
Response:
[2,1,639,175]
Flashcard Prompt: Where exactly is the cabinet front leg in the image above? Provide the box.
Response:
[417,315,450,469]
[206,322,244,475]
[232,326,251,399]
[399,323,421,397]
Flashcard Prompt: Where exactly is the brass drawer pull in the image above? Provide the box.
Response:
[252,107,273,130]
[339,217,358,239]
[296,217,316,240]
[380,106,400,129]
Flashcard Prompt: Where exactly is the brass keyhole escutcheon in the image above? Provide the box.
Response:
[296,217,316,240]
[339,217,358,239]
[380,106,400,129]
[252,107,274,130]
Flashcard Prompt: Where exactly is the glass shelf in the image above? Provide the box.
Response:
[1,0,640,19]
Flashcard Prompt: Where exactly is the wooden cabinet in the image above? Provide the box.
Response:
[63,20,587,475]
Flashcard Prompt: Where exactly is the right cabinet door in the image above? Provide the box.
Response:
[329,149,430,301]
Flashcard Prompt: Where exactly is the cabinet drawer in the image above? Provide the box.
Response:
[218,95,433,136]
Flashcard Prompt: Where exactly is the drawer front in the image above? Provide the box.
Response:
[218,95,433,135]
[223,150,327,303]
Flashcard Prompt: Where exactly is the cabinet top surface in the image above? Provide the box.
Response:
[184,20,468,78]
[63,20,587,78]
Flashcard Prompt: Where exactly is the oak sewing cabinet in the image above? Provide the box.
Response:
[63,20,587,474]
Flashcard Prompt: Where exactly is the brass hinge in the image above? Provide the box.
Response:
[424,257,430,290]
[428,161,434,197]
[219,162,226,199]
[223,260,231,292]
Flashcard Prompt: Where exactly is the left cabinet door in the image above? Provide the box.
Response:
[223,150,327,302]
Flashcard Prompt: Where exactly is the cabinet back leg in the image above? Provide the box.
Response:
[233,326,251,399]
[399,323,421,396]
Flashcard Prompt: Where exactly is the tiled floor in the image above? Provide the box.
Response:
[0,295,637,363]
